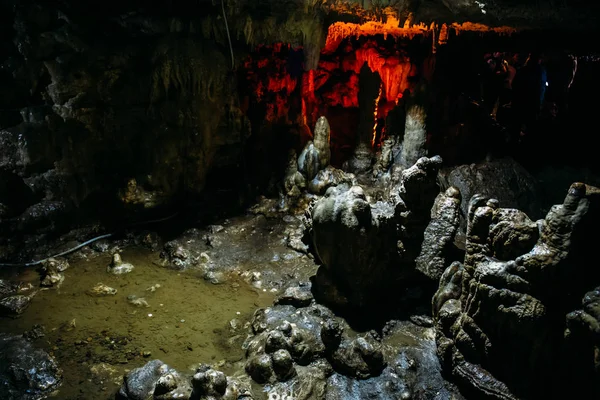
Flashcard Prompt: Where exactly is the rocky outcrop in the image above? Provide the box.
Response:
[0,2,249,239]
[310,156,443,313]
[432,182,600,399]
[114,281,462,400]
[0,333,62,399]
[298,116,331,182]
[343,142,374,175]
[415,186,461,280]
[399,104,428,169]
[0,279,36,316]
[116,359,192,400]
[243,284,462,399]
[40,257,69,287]
[439,157,543,231]
[158,214,317,289]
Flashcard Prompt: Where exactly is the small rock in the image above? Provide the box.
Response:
[127,295,149,307]
[87,283,117,296]
[245,354,273,384]
[271,349,295,381]
[0,293,35,316]
[107,253,134,275]
[275,285,314,308]
[409,315,433,327]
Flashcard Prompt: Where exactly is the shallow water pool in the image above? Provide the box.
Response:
[0,247,274,399]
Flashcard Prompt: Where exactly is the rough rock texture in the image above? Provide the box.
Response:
[117,359,192,400]
[243,290,463,400]
[372,136,397,178]
[311,156,443,314]
[564,286,600,391]
[307,166,357,195]
[343,142,374,175]
[399,105,428,169]
[298,116,331,181]
[0,1,249,238]
[40,257,69,287]
[0,279,36,316]
[159,213,317,289]
[433,183,600,399]
[191,364,252,400]
[439,158,542,230]
[282,150,306,199]
[415,186,461,280]
[0,333,62,400]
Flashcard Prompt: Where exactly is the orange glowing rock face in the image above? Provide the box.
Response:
[241,15,517,148]
[324,17,429,54]
[451,22,517,35]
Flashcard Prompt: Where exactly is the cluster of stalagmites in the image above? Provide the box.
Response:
[117,282,462,399]
[282,115,600,398]
[115,115,600,399]
[283,116,358,201]
[311,155,445,311]
[117,359,252,400]
[432,183,600,399]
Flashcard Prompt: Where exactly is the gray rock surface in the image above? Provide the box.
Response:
[439,157,542,230]
[310,156,443,312]
[298,116,331,181]
[117,359,192,400]
[0,333,62,400]
[433,183,600,399]
[158,214,317,290]
[416,186,461,280]
[243,290,463,400]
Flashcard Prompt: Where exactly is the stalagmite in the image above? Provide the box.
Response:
[399,103,427,168]
[298,116,331,180]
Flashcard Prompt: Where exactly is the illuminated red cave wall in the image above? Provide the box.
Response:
[240,36,418,164]
[238,18,518,164]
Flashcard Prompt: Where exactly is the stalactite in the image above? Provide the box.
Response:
[372,82,383,147]
[358,63,381,147]
[150,38,228,104]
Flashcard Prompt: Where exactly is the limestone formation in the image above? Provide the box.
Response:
[343,142,374,175]
[310,156,443,313]
[107,252,135,275]
[282,149,306,199]
[0,279,36,316]
[399,104,427,169]
[415,186,461,280]
[432,183,600,400]
[243,286,462,399]
[298,116,331,181]
[116,359,192,400]
[307,166,357,195]
[372,135,398,177]
[40,257,69,288]
[439,157,543,230]
[0,333,62,399]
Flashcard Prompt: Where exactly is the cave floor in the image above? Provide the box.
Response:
[0,212,317,399]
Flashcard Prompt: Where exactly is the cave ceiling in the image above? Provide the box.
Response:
[23,0,596,66]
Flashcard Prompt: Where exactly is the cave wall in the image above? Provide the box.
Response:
[0,2,251,231]
[2,0,599,238]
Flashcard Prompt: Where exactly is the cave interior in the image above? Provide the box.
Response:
[1,1,600,399]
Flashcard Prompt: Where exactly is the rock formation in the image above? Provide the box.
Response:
[415,186,461,280]
[399,104,428,169]
[0,333,62,399]
[439,157,543,231]
[310,156,443,314]
[298,116,332,181]
[432,183,600,399]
